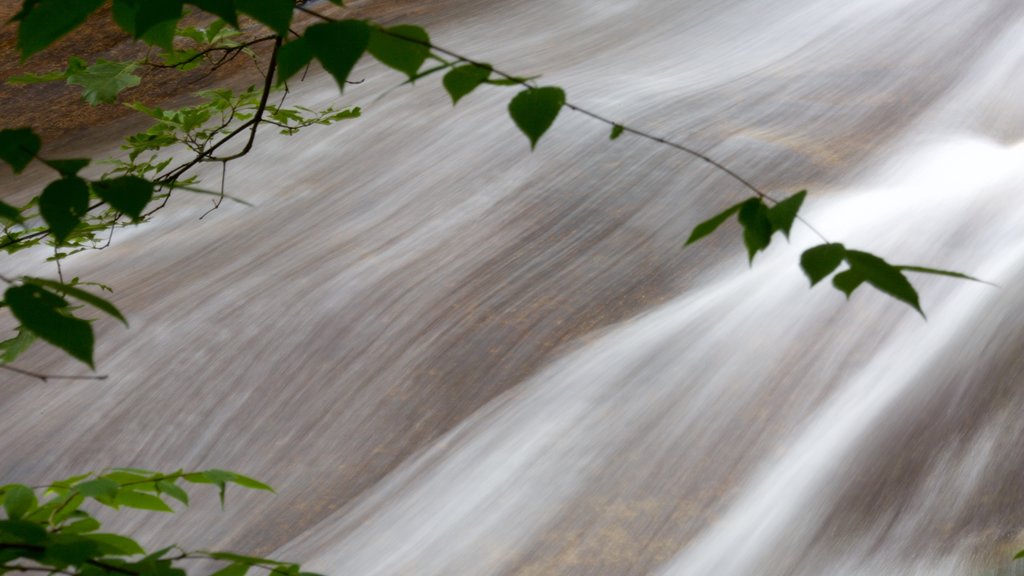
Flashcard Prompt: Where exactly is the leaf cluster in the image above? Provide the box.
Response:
[0,469,317,576]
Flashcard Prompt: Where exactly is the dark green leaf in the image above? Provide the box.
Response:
[42,158,90,177]
[14,0,105,59]
[3,485,37,520]
[305,20,371,91]
[74,478,118,499]
[1015,549,1024,560]
[133,0,183,40]
[684,201,744,246]
[0,128,41,173]
[276,38,312,85]
[111,0,138,34]
[896,265,988,284]
[800,243,846,286]
[610,124,624,140]
[846,250,923,315]
[85,534,145,556]
[0,200,24,224]
[91,176,154,220]
[737,198,771,264]
[368,25,430,80]
[0,519,49,542]
[187,0,239,27]
[508,86,565,150]
[67,60,141,105]
[767,190,806,238]
[236,0,292,35]
[832,269,864,298]
[24,277,127,326]
[442,63,490,105]
[38,177,90,244]
[6,69,68,84]
[0,327,37,363]
[43,538,102,566]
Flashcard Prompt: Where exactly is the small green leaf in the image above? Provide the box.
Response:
[610,124,624,140]
[767,190,806,238]
[737,198,771,264]
[42,158,90,177]
[832,268,864,298]
[305,20,371,92]
[38,177,90,244]
[846,250,923,315]
[684,201,744,246]
[24,277,127,326]
[6,69,69,84]
[219,470,272,492]
[508,86,565,150]
[67,60,141,105]
[14,0,105,59]
[236,0,292,35]
[3,485,37,520]
[800,243,846,286]
[0,327,37,363]
[368,25,430,80]
[442,63,491,105]
[114,491,173,512]
[91,176,154,220]
[276,37,312,85]
[0,128,42,173]
[84,533,145,556]
[1015,549,1024,560]
[0,518,49,542]
[74,478,118,499]
[51,494,85,524]
[43,538,103,566]
[0,200,24,224]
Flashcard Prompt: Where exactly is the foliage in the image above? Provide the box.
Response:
[0,2,982,377]
[0,468,318,576]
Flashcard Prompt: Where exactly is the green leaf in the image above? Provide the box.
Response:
[38,177,90,244]
[0,128,41,173]
[442,63,490,105]
[187,0,239,27]
[0,518,49,542]
[24,278,128,326]
[766,190,806,238]
[43,538,103,566]
[684,201,744,246]
[51,494,85,524]
[211,563,249,576]
[0,198,23,223]
[3,485,37,520]
[368,25,430,80]
[800,243,846,286]
[14,0,105,59]
[91,176,154,220]
[84,533,145,556]
[155,481,188,506]
[67,60,141,105]
[610,124,624,140]
[304,20,371,92]
[508,86,565,150]
[236,0,292,35]
[6,69,68,84]
[42,158,90,177]
[74,478,118,499]
[1015,549,1024,560]
[846,250,923,315]
[61,517,101,535]
[219,470,272,492]
[737,198,771,264]
[0,200,24,224]
[133,0,183,38]
[114,491,173,512]
[832,268,864,298]
[276,37,312,85]
[0,327,37,363]
[896,265,987,284]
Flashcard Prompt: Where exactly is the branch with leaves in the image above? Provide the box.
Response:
[0,468,318,576]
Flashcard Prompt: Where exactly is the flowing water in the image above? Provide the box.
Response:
[3,0,1024,574]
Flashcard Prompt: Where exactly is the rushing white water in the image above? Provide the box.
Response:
[3,0,1024,574]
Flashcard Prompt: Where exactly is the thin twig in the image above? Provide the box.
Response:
[0,364,109,383]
